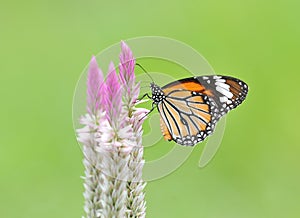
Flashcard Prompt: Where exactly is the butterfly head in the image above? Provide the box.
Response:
[150,82,165,104]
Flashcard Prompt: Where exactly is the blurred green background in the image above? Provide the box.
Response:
[1,0,300,217]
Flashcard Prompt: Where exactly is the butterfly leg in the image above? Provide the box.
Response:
[147,103,156,115]
[139,103,156,121]
[137,93,151,101]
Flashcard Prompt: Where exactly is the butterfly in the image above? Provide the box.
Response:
[143,75,248,146]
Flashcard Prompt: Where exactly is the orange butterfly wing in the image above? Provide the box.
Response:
[160,117,172,141]
[157,90,214,145]
[154,75,248,146]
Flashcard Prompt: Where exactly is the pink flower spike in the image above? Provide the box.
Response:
[119,41,136,85]
[87,56,104,115]
[78,42,148,217]
[105,62,122,128]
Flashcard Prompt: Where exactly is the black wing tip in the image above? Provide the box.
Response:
[220,75,249,88]
[220,75,249,107]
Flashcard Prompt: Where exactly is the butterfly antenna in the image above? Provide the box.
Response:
[136,63,154,83]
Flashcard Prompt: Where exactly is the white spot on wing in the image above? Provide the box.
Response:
[220,96,228,103]
[216,79,226,83]
[216,86,233,98]
[215,81,230,89]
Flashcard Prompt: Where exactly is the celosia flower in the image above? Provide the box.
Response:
[119,41,147,217]
[86,56,105,116]
[77,42,148,218]
[77,57,106,217]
